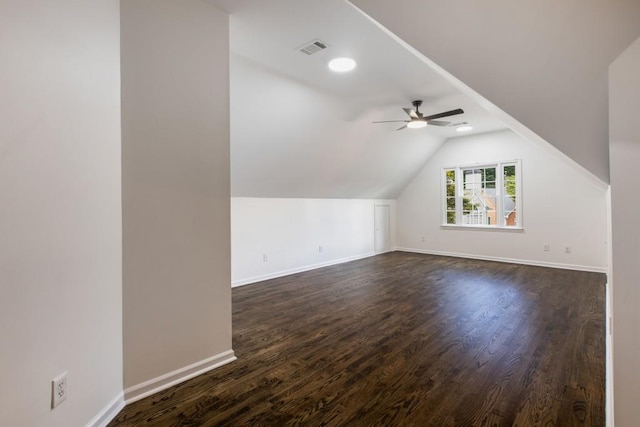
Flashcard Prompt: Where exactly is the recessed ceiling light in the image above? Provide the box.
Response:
[407,120,427,129]
[456,125,473,132]
[328,57,356,73]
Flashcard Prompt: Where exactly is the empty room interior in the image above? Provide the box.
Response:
[2,0,640,426]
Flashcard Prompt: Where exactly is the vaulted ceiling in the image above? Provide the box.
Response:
[210,0,640,197]
[350,0,640,184]
[209,0,506,198]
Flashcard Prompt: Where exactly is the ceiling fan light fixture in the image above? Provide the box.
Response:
[328,57,356,73]
[456,125,473,132]
[407,120,427,129]
[372,103,463,131]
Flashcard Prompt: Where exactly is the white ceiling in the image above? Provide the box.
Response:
[208,0,507,198]
[350,0,640,184]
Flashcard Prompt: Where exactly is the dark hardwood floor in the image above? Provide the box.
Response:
[110,252,606,426]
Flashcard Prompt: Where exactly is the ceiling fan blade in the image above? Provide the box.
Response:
[372,120,409,123]
[427,120,450,127]
[423,108,464,121]
[396,125,407,131]
[403,108,418,119]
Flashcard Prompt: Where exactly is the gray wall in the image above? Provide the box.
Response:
[121,0,232,391]
[610,35,640,426]
[0,1,123,425]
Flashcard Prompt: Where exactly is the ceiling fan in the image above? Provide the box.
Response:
[373,100,464,131]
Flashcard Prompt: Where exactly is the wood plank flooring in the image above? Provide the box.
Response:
[109,252,606,426]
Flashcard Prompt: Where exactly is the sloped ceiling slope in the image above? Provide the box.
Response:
[230,54,446,199]
[209,0,506,199]
[350,0,640,183]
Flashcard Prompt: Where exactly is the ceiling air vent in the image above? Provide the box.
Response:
[298,39,329,55]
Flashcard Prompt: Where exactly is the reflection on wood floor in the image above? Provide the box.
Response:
[110,252,605,426]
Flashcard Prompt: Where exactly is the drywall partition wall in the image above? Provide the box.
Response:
[396,129,608,272]
[121,0,234,401]
[349,0,640,183]
[0,1,123,426]
[609,35,640,426]
[231,198,396,286]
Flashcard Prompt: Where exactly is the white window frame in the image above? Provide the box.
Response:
[441,159,523,231]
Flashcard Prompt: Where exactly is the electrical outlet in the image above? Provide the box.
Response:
[565,246,572,254]
[262,254,268,262]
[609,317,613,335]
[318,245,323,253]
[421,236,425,243]
[543,244,550,252]
[51,372,68,409]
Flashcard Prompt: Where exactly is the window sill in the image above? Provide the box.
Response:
[440,224,524,232]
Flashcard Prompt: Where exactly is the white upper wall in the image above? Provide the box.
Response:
[350,0,640,183]
[0,1,123,425]
[396,129,608,271]
[231,197,395,285]
[231,55,447,198]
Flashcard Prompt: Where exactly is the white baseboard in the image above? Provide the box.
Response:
[86,391,125,427]
[396,247,607,274]
[606,281,614,427]
[124,349,237,404]
[232,252,377,287]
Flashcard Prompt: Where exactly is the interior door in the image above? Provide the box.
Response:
[374,204,391,253]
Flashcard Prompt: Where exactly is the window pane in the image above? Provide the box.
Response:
[503,164,517,226]
[461,167,497,226]
[504,165,516,197]
[446,211,456,224]
[445,169,455,184]
[484,192,497,225]
[446,184,456,197]
[463,169,481,188]
[463,199,488,225]
[444,169,457,224]
[446,197,456,210]
[485,168,496,182]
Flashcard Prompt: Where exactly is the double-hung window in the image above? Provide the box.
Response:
[443,160,521,229]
